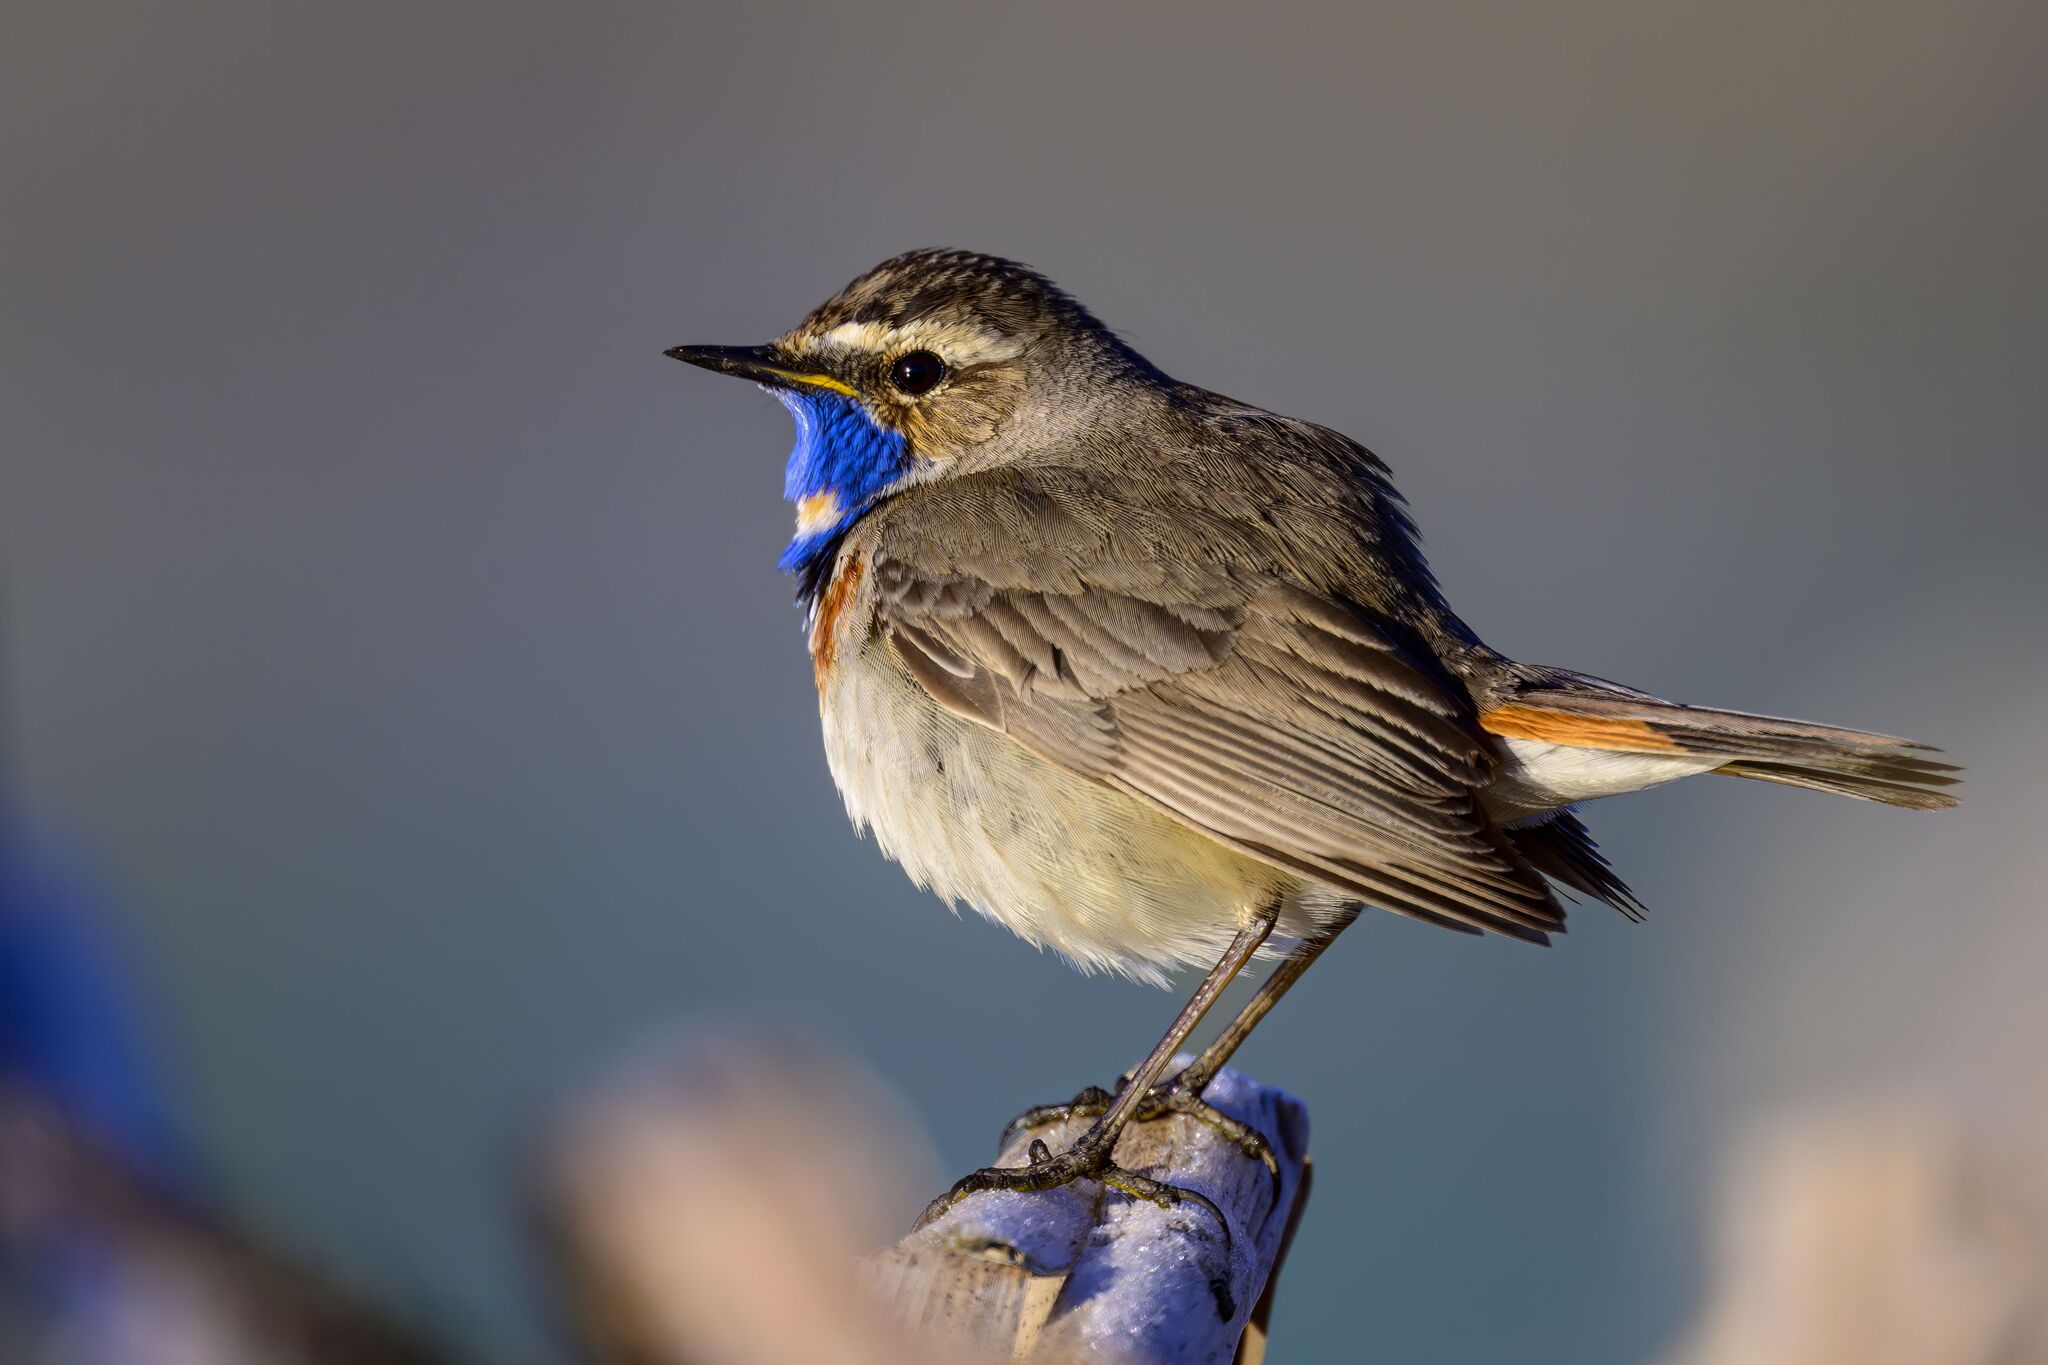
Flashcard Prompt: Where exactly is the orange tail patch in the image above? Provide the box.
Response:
[1480,703,1683,753]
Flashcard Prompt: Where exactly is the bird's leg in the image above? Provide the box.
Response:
[1006,909,1359,1182]
[1170,908,1356,1099]
[914,899,1278,1231]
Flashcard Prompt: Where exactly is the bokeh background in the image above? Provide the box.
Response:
[4,2,2043,1360]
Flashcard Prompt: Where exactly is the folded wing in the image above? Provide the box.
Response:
[868,547,1568,942]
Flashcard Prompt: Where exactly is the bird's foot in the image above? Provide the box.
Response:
[998,1083,1119,1150]
[913,1126,1230,1243]
[1002,1074,1279,1184]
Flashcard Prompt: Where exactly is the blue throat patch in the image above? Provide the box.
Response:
[775,389,911,581]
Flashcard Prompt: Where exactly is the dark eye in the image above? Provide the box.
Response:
[888,350,946,396]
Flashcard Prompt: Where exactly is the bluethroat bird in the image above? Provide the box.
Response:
[668,249,1958,1225]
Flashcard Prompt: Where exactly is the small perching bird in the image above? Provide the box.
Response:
[667,249,1958,1221]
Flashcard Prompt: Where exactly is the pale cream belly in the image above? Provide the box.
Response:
[817,645,1353,986]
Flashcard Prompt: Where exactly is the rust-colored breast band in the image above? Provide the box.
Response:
[810,553,865,689]
[1480,703,1684,752]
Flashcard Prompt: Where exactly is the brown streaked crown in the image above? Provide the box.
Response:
[791,248,1119,346]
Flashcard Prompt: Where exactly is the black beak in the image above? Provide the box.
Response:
[664,343,801,389]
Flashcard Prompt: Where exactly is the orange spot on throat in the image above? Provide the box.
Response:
[1480,703,1682,752]
[796,490,843,536]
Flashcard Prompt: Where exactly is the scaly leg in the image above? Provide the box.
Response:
[914,899,1280,1230]
[1006,909,1359,1182]
[1176,907,1356,1095]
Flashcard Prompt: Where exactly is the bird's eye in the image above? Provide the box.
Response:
[887,350,946,396]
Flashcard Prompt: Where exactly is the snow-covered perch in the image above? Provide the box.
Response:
[864,1066,1313,1365]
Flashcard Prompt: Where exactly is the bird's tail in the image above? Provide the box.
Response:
[1482,673,1961,811]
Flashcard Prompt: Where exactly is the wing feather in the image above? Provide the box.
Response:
[869,537,1567,941]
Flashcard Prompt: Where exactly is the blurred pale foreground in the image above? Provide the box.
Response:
[7,1024,2048,1364]
[1659,1106,2048,1365]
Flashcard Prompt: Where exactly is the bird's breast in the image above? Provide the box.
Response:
[807,592,1346,984]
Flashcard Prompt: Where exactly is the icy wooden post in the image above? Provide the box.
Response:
[863,1065,1313,1364]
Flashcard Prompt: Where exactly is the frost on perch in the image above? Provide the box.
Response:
[866,1063,1313,1364]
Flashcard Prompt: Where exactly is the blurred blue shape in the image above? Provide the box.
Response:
[0,804,190,1187]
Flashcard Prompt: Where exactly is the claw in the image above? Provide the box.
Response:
[912,1138,1235,1254]
[913,1144,1099,1230]
[1134,1083,1280,1184]
[998,1084,1116,1151]
[1097,1167,1233,1245]
[1001,1076,1280,1191]
[916,1070,1278,1247]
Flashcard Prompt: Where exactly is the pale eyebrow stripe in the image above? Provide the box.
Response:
[816,321,897,351]
[812,320,1025,366]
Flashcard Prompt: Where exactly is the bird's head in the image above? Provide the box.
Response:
[669,248,1145,578]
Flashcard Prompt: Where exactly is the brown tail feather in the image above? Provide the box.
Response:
[1715,759,1958,810]
[1491,673,1961,811]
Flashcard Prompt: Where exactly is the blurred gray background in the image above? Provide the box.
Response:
[4,2,2043,1360]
